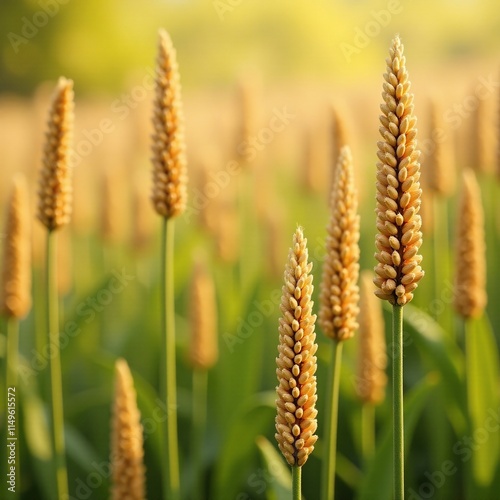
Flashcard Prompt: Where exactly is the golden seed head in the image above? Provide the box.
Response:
[374,36,424,306]
[1,175,31,318]
[275,227,318,467]
[356,271,387,405]
[111,359,146,500]
[453,169,487,319]
[319,145,360,341]
[330,106,348,195]
[37,77,74,231]
[425,98,454,196]
[189,260,218,369]
[151,29,187,219]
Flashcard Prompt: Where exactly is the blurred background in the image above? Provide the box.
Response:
[1,1,500,499]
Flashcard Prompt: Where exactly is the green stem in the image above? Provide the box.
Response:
[160,217,180,500]
[292,465,302,500]
[191,369,208,500]
[6,317,19,394]
[46,230,68,500]
[361,402,375,464]
[321,340,343,500]
[5,317,19,500]
[392,304,404,500]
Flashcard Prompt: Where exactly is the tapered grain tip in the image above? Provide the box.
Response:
[356,272,387,405]
[37,77,74,231]
[111,358,146,500]
[151,29,187,219]
[374,36,424,306]
[275,227,318,467]
[319,145,360,341]
[453,170,487,319]
[189,260,218,369]
[1,175,31,318]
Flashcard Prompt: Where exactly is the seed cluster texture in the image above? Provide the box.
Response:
[151,29,187,219]
[1,175,31,318]
[374,35,424,306]
[111,359,146,500]
[37,77,74,231]
[356,272,387,405]
[453,170,487,318]
[189,261,218,369]
[319,145,360,341]
[275,227,318,467]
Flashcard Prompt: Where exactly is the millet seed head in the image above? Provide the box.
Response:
[151,29,187,219]
[37,77,74,231]
[275,227,318,467]
[111,358,146,500]
[1,174,32,318]
[453,169,487,319]
[319,145,360,341]
[374,35,424,306]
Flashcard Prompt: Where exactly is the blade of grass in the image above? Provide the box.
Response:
[321,340,343,500]
[160,217,180,500]
[393,304,404,500]
[46,230,68,499]
[464,314,500,489]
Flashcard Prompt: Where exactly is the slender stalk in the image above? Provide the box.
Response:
[361,402,375,464]
[46,230,68,499]
[6,317,19,393]
[160,217,180,500]
[191,369,208,500]
[5,317,19,500]
[321,340,343,500]
[392,304,404,500]
[292,465,302,500]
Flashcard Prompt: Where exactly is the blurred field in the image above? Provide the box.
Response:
[1,1,500,499]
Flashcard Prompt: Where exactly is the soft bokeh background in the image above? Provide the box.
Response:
[1,1,500,499]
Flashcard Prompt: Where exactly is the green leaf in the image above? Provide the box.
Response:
[357,375,437,500]
[22,388,54,500]
[213,392,276,499]
[404,304,467,434]
[256,435,294,500]
[465,314,500,487]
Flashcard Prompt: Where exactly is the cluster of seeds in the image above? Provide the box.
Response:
[453,170,487,318]
[319,145,360,341]
[0,175,31,318]
[151,29,187,219]
[37,77,74,231]
[374,35,424,306]
[111,359,146,500]
[275,227,318,467]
